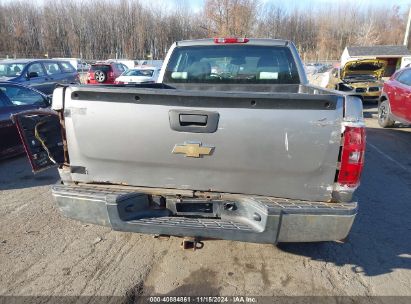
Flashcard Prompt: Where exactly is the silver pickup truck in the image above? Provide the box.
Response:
[13,38,365,245]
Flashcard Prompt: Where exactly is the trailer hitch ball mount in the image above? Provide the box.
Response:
[181,237,204,251]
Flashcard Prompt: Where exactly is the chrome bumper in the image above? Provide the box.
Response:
[52,184,357,244]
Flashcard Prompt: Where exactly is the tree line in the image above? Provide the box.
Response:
[0,0,408,61]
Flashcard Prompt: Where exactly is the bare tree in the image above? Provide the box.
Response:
[204,0,258,36]
[353,19,381,45]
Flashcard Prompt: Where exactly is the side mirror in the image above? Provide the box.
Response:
[28,72,39,79]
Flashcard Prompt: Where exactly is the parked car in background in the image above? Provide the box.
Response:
[118,63,129,72]
[114,67,161,84]
[378,67,411,127]
[106,59,134,70]
[304,63,325,75]
[86,62,126,84]
[136,60,163,69]
[0,59,79,95]
[54,58,90,72]
[326,59,387,102]
[0,82,50,159]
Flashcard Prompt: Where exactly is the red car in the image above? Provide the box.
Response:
[86,62,127,84]
[378,67,411,127]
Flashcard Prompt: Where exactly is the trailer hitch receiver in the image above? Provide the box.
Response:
[181,237,204,250]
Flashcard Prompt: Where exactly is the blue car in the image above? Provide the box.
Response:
[0,59,79,95]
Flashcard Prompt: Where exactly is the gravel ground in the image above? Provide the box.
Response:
[0,104,410,302]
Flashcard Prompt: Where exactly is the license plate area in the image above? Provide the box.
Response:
[167,198,220,218]
[176,202,213,213]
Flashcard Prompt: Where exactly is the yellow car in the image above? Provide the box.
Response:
[326,59,387,102]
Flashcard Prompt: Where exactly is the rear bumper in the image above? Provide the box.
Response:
[52,184,357,244]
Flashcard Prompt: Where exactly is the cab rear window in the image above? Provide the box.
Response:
[163,45,300,84]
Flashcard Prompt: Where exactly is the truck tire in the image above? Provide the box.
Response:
[378,100,395,128]
[94,70,106,83]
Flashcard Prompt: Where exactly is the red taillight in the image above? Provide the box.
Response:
[337,126,366,187]
[108,71,114,78]
[214,37,249,44]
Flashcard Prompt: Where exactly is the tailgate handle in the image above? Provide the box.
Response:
[169,110,219,133]
[179,114,207,126]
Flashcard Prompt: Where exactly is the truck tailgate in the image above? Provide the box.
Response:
[63,86,342,201]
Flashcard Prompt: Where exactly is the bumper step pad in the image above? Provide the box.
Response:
[130,217,254,231]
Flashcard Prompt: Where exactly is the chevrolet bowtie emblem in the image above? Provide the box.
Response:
[172,142,214,158]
